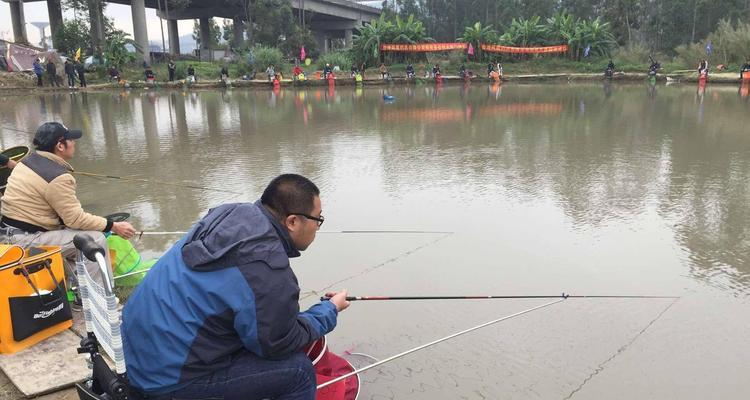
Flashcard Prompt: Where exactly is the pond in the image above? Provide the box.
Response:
[1,81,748,399]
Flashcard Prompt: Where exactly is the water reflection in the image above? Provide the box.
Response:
[0,83,748,294]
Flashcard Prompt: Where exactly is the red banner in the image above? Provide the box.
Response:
[480,44,569,54]
[380,43,468,52]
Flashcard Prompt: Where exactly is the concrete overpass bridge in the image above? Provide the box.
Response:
[3,0,380,61]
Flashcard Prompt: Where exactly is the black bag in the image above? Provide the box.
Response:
[9,260,72,342]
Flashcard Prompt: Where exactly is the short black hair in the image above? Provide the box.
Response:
[261,174,320,217]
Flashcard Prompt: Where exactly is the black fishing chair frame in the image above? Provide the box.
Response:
[72,234,131,400]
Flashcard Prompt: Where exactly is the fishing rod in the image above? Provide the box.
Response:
[317,298,567,389]
[138,229,453,237]
[74,171,243,195]
[0,126,35,134]
[322,293,681,301]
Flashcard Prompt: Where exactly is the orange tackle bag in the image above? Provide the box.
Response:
[0,245,72,354]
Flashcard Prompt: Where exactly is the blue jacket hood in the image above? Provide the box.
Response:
[181,201,300,271]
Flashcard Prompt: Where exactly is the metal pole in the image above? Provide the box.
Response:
[156,0,167,56]
[317,298,566,389]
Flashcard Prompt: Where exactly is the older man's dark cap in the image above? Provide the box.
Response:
[33,122,82,149]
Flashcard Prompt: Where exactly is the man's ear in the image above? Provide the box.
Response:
[284,214,298,232]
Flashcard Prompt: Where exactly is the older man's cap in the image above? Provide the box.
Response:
[33,122,82,149]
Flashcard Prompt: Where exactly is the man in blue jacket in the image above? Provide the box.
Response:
[122,174,350,400]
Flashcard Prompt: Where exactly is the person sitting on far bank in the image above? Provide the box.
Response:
[379,63,389,79]
[323,63,332,79]
[293,64,303,81]
[266,64,275,82]
[648,57,660,75]
[698,59,709,76]
[605,59,615,77]
[406,63,415,78]
[121,174,350,400]
[432,64,440,78]
[187,65,196,82]
[739,59,750,79]
[459,64,468,79]
[350,63,359,79]
[144,66,155,82]
[487,62,494,78]
[220,65,229,82]
[108,65,120,83]
[0,122,136,286]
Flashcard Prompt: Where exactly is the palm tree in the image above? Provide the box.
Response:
[352,15,394,65]
[392,15,431,44]
[545,12,578,58]
[580,18,616,57]
[458,22,497,60]
[499,17,545,47]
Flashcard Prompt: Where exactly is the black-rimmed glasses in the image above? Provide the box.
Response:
[290,213,325,227]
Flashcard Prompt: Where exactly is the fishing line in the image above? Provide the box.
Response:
[317,298,567,389]
[301,232,454,301]
[0,125,241,195]
[74,171,243,195]
[0,125,36,134]
[562,296,681,400]
[325,294,680,301]
[137,229,453,237]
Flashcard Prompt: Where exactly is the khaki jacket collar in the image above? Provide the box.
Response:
[35,151,73,172]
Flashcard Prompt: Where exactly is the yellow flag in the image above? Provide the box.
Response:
[75,48,81,62]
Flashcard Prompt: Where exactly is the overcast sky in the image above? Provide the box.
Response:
[1,2,202,47]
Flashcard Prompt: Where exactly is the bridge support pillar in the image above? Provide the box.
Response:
[344,29,352,48]
[9,0,28,44]
[315,31,329,54]
[88,0,105,58]
[47,0,63,47]
[232,17,244,49]
[168,19,180,55]
[131,0,150,64]
[199,17,211,61]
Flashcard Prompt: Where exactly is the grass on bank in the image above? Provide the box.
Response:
[90,57,695,84]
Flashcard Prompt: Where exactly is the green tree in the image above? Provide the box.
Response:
[499,17,546,47]
[351,14,394,65]
[53,19,90,56]
[103,30,138,68]
[392,14,431,44]
[458,22,497,60]
[576,18,617,58]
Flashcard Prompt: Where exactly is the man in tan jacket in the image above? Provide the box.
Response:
[1,122,136,286]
